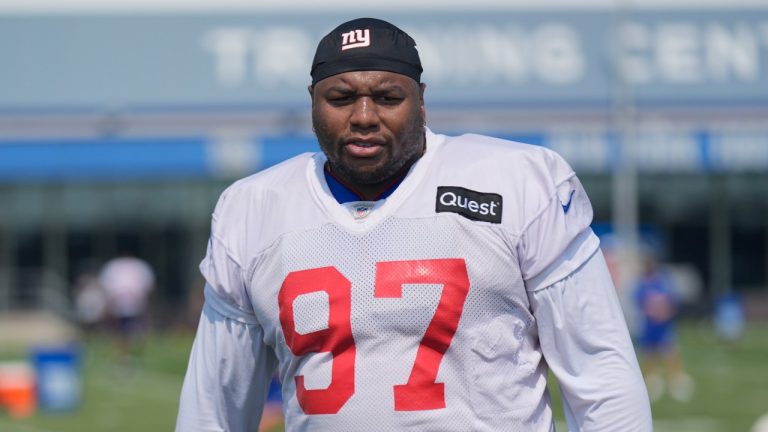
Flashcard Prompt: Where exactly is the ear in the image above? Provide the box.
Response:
[308,85,315,105]
[418,83,427,122]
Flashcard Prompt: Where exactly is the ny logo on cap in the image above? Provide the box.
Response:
[341,29,370,50]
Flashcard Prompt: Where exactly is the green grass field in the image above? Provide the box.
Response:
[0,332,190,432]
[1,322,766,432]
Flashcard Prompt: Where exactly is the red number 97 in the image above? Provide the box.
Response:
[278,259,470,414]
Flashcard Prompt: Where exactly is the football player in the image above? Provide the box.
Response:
[177,18,652,431]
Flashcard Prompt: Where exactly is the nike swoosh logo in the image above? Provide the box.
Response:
[561,190,575,214]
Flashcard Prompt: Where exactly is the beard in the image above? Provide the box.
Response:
[313,111,426,186]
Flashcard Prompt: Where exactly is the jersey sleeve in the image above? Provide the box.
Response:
[516,149,601,292]
[529,249,652,431]
[199,186,258,323]
[176,299,278,432]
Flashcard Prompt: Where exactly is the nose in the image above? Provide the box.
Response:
[349,97,379,131]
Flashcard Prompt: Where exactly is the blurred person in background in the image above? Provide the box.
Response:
[634,248,694,403]
[177,17,651,431]
[98,253,155,372]
[72,262,108,334]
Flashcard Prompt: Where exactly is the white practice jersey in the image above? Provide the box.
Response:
[177,129,651,432]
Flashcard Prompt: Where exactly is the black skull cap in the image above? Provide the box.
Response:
[311,17,422,85]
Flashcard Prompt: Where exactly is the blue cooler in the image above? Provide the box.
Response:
[30,344,82,412]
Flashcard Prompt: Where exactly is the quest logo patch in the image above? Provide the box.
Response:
[436,186,503,224]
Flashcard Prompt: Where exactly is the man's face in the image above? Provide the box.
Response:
[310,71,426,187]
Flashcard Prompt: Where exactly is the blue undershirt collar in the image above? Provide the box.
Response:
[323,163,406,204]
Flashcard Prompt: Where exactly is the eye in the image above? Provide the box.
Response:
[327,94,354,106]
[375,95,403,105]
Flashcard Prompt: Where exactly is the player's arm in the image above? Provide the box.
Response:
[515,150,651,430]
[177,185,277,431]
[529,249,652,431]
[176,284,277,432]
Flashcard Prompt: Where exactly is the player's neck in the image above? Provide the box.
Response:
[325,162,412,202]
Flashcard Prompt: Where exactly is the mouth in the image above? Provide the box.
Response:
[343,138,386,158]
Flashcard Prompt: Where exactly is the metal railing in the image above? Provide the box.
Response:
[0,267,73,319]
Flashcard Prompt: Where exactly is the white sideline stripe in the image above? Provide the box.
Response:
[0,419,59,432]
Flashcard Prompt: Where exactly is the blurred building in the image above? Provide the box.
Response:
[0,0,766,320]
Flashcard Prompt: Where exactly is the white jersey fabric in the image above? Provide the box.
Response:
[176,129,652,431]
